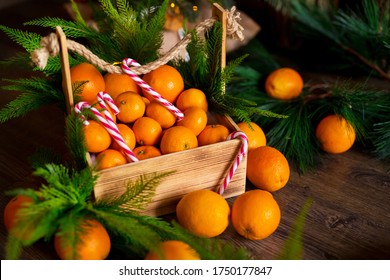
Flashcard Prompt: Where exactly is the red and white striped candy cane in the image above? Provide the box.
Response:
[74,98,139,163]
[120,58,184,121]
[217,131,248,195]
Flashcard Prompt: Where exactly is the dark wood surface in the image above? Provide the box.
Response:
[1,1,390,260]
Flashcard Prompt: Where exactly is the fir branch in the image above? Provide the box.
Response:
[373,120,390,161]
[24,17,94,39]
[65,112,89,171]
[276,197,313,260]
[90,209,161,256]
[0,52,33,71]
[93,171,175,213]
[266,0,390,80]
[256,96,321,173]
[254,78,390,172]
[175,22,282,122]
[0,25,42,53]
[28,147,64,170]
[0,77,65,123]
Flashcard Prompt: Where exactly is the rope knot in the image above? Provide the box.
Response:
[31,32,60,69]
[226,6,245,41]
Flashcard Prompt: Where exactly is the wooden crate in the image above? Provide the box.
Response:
[57,3,247,217]
[93,113,246,217]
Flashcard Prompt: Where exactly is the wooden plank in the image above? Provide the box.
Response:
[56,26,73,115]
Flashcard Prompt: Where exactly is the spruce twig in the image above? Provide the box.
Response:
[265,0,390,80]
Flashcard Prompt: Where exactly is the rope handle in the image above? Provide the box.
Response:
[31,6,244,74]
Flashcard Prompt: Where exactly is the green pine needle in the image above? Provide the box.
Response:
[0,77,65,123]
[174,22,283,123]
[265,0,390,79]
[276,197,313,260]
[93,171,176,213]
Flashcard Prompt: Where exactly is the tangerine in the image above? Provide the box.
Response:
[95,149,127,171]
[145,100,176,129]
[265,67,304,100]
[160,126,198,154]
[144,240,200,260]
[83,120,111,153]
[197,124,230,146]
[110,124,136,152]
[132,117,163,146]
[237,121,266,151]
[231,190,281,240]
[133,145,162,160]
[176,88,208,112]
[4,195,34,232]
[54,218,111,260]
[104,72,141,100]
[176,189,230,238]
[70,62,105,103]
[176,107,208,136]
[142,65,184,103]
[315,114,356,154]
[246,146,290,192]
[115,91,145,123]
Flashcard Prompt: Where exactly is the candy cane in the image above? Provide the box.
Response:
[217,131,248,195]
[121,58,184,121]
[74,98,139,163]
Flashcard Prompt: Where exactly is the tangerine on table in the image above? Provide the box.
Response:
[70,62,105,103]
[197,124,230,146]
[176,189,230,238]
[315,114,356,154]
[145,100,176,129]
[176,88,208,112]
[110,124,136,152]
[115,91,145,123]
[142,64,184,103]
[95,149,127,171]
[104,72,141,100]
[265,67,304,100]
[54,218,111,260]
[133,145,162,160]
[144,240,200,260]
[176,107,208,136]
[247,146,290,192]
[231,190,281,240]
[132,117,163,146]
[160,126,198,154]
[237,121,266,151]
[83,120,112,153]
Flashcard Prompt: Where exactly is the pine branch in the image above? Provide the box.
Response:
[276,197,313,260]
[373,120,390,161]
[266,0,390,80]
[93,171,175,213]
[91,209,162,256]
[64,112,89,171]
[0,25,42,53]
[25,17,94,39]
[0,77,65,123]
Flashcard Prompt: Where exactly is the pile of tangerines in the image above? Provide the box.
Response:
[72,62,245,170]
[3,65,357,260]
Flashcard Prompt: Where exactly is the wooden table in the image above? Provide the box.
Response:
[1,1,390,260]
